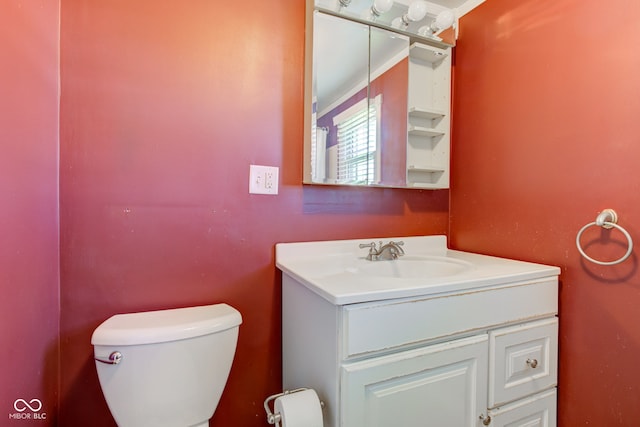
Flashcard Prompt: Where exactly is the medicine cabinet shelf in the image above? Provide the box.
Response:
[407,167,446,189]
[406,42,451,189]
[408,165,445,172]
[408,107,446,121]
[408,125,445,138]
[409,180,443,189]
[409,43,449,63]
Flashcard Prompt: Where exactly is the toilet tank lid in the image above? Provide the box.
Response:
[91,303,242,346]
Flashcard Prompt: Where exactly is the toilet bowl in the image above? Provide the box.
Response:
[91,303,242,427]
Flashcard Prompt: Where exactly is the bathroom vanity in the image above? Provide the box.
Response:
[276,236,560,427]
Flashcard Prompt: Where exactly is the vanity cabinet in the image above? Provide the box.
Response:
[282,276,558,427]
[406,43,451,189]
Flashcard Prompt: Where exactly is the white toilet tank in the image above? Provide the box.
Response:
[91,303,242,427]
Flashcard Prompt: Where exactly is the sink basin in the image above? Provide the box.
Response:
[276,235,561,305]
[351,256,473,279]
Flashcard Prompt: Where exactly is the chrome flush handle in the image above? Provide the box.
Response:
[95,351,123,365]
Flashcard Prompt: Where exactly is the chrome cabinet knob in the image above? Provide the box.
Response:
[526,358,538,368]
[479,414,491,425]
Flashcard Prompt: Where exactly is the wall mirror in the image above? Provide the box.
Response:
[303,1,455,189]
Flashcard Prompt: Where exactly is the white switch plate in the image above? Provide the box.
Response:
[249,165,279,195]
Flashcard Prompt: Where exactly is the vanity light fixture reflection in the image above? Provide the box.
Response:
[368,0,394,20]
[391,0,429,29]
[418,9,456,40]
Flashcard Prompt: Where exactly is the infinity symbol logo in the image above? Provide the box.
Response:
[14,399,43,412]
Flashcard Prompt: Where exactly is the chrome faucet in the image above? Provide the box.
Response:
[359,240,405,261]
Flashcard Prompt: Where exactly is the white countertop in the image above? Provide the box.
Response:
[276,235,560,305]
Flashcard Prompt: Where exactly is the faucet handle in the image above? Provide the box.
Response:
[359,242,379,260]
[384,241,405,258]
[359,242,383,252]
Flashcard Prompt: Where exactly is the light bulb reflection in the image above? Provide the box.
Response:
[418,9,455,38]
[372,0,393,17]
[392,0,428,29]
[407,0,428,22]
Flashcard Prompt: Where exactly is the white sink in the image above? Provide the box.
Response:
[276,235,560,304]
[351,256,473,279]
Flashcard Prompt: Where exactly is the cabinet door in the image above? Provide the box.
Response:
[341,335,488,427]
[488,389,557,427]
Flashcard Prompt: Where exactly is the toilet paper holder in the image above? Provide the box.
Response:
[264,388,324,425]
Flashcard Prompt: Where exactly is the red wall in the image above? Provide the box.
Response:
[0,1,60,426]
[451,0,640,425]
[58,1,448,426]
[375,58,409,186]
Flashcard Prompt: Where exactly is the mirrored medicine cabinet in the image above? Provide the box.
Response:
[303,0,454,189]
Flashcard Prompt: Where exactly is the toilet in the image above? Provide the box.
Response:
[91,303,242,427]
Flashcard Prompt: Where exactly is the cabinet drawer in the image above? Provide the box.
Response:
[488,389,557,427]
[342,279,557,358]
[489,318,558,407]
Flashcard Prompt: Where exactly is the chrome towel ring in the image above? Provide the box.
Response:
[576,209,633,265]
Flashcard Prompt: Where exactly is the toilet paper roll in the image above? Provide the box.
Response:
[274,389,323,427]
